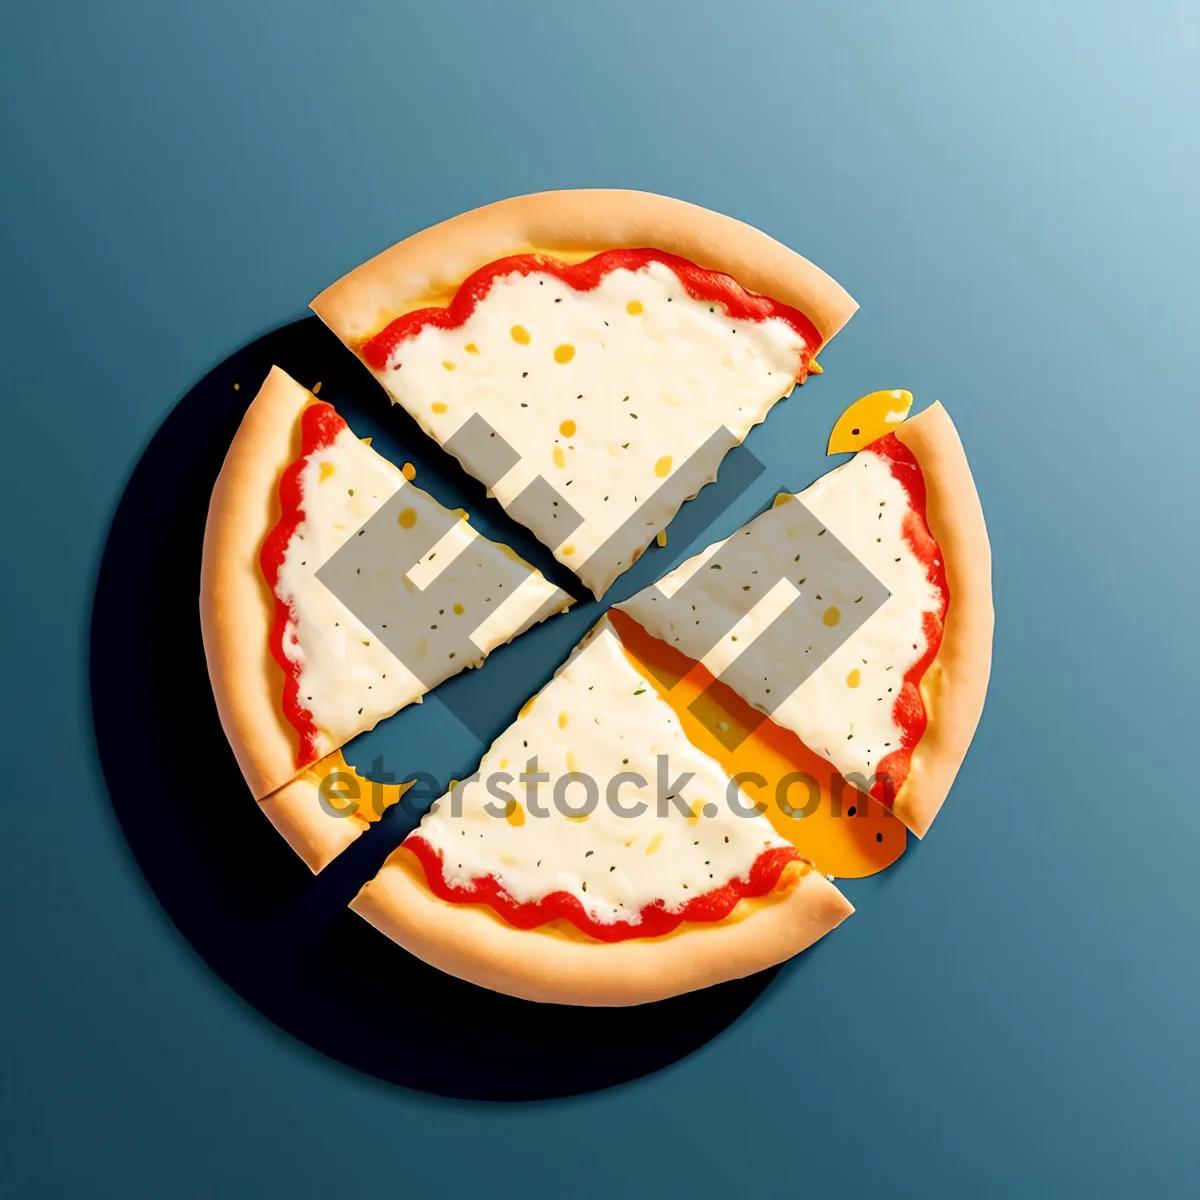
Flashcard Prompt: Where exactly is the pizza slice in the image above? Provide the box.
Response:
[200,367,570,870]
[312,189,857,598]
[617,402,992,837]
[351,619,852,1005]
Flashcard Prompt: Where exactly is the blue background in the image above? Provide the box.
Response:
[3,0,1198,1194]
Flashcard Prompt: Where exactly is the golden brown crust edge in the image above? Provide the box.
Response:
[892,403,994,837]
[311,189,857,350]
[199,366,310,801]
[259,762,370,874]
[350,852,853,1006]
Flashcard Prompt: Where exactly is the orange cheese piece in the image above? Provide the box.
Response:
[827,389,913,455]
[609,611,905,878]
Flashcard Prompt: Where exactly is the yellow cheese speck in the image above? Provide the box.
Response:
[511,325,531,345]
[656,529,667,548]
[561,544,576,556]
[518,696,536,719]
[401,462,416,481]
[233,382,240,391]
[499,757,508,770]
[823,605,842,627]
[464,343,480,354]
[808,358,824,375]
[415,636,427,661]
[626,299,644,316]
[846,668,861,688]
[442,360,456,372]
[566,750,581,773]
[552,446,566,469]
[319,462,336,482]
[431,401,448,414]
[505,800,525,827]
[553,343,575,364]
[558,712,569,730]
[687,801,704,825]
[312,381,322,394]
[397,507,417,529]
[646,833,663,855]
[565,813,589,824]
[452,603,465,615]
[559,419,576,437]
[654,455,673,478]
[361,436,372,446]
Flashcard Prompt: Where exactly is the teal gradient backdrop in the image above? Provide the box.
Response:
[3,0,1198,1194]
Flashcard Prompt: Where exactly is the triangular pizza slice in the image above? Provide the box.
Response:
[617,402,993,837]
[312,190,856,598]
[351,618,852,1004]
[200,367,570,870]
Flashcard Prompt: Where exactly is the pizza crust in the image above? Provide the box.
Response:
[259,758,370,873]
[257,751,416,873]
[311,189,857,350]
[351,848,853,1006]
[891,403,994,836]
[200,366,311,801]
[201,369,409,870]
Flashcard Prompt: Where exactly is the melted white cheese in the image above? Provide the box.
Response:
[414,624,790,925]
[274,423,565,757]
[375,260,806,597]
[621,449,940,783]
[776,452,940,776]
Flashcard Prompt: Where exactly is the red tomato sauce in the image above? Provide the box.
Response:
[259,400,347,769]
[359,248,824,376]
[865,433,950,806]
[404,834,803,943]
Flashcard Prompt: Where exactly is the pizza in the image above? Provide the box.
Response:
[618,402,993,837]
[195,191,992,1006]
[200,366,569,871]
[312,190,857,597]
[352,620,853,1005]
